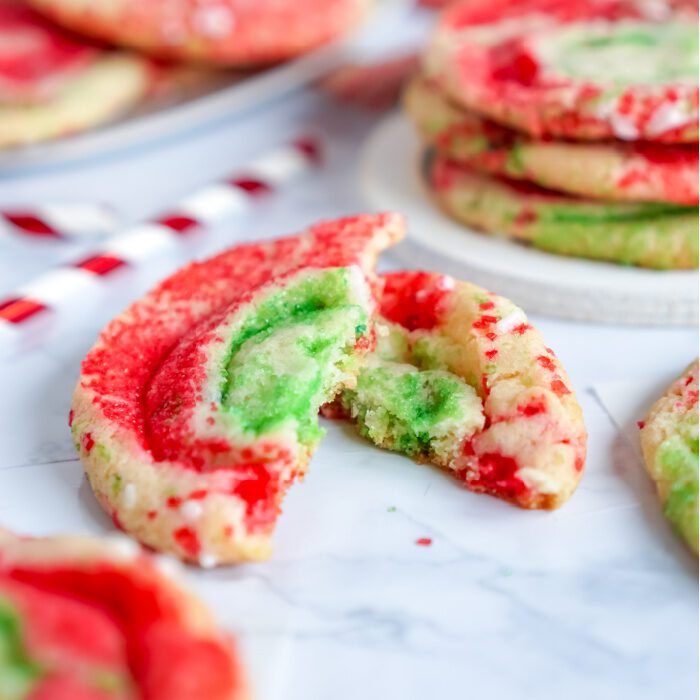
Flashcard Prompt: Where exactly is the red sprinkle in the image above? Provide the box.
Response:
[637,420,646,429]
[380,271,453,331]
[471,452,527,500]
[166,496,182,509]
[81,432,95,453]
[550,379,571,396]
[415,538,432,547]
[519,398,546,416]
[511,323,531,335]
[68,409,74,427]
[537,355,556,371]
[472,315,499,330]
[173,526,201,558]
[485,349,498,360]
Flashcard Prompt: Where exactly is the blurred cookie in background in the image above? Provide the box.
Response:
[27,0,371,66]
[0,0,151,147]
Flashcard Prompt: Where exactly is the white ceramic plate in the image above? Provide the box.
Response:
[360,113,699,326]
[0,0,408,171]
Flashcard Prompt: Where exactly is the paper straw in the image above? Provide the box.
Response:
[0,203,117,240]
[0,136,322,354]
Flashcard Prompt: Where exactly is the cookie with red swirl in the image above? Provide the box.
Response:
[70,214,404,565]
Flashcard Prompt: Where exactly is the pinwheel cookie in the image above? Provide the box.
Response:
[0,0,150,147]
[28,0,369,66]
[337,271,587,509]
[71,214,404,565]
[0,529,247,699]
[427,154,699,269]
[405,77,699,205]
[424,0,699,143]
[639,361,699,553]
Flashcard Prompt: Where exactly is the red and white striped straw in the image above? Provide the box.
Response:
[0,136,321,354]
[0,203,117,240]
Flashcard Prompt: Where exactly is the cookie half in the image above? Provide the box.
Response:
[427,153,699,269]
[71,214,404,565]
[0,529,247,699]
[28,0,369,66]
[405,76,699,205]
[424,0,699,143]
[640,361,699,553]
[337,271,587,509]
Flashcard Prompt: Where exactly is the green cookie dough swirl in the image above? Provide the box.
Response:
[427,152,698,269]
[340,322,484,466]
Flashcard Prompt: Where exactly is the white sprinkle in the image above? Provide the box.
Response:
[153,553,184,579]
[346,265,371,308]
[376,323,390,337]
[180,500,203,522]
[105,535,141,560]
[436,275,456,291]
[199,553,219,569]
[640,0,671,20]
[194,6,235,38]
[609,109,640,141]
[646,101,692,137]
[415,289,428,302]
[496,310,527,334]
[122,483,137,509]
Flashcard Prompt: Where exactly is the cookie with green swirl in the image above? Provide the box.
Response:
[423,0,699,143]
[70,214,404,565]
[405,77,699,205]
[426,153,698,269]
[0,529,247,699]
[640,361,699,554]
[335,271,587,510]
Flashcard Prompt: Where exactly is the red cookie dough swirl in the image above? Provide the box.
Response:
[28,0,370,66]
[424,0,699,143]
[0,0,151,147]
[70,214,404,565]
[0,529,247,700]
[339,271,587,509]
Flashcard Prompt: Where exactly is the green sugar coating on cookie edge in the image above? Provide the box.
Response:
[657,425,699,548]
[220,268,370,445]
[0,596,43,699]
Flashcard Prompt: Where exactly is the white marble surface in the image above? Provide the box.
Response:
[0,19,698,700]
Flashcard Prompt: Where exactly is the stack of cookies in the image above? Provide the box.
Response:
[405,0,699,269]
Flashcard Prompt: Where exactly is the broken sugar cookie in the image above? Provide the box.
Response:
[339,271,587,509]
[640,361,699,553]
[70,214,404,565]
[0,529,247,699]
